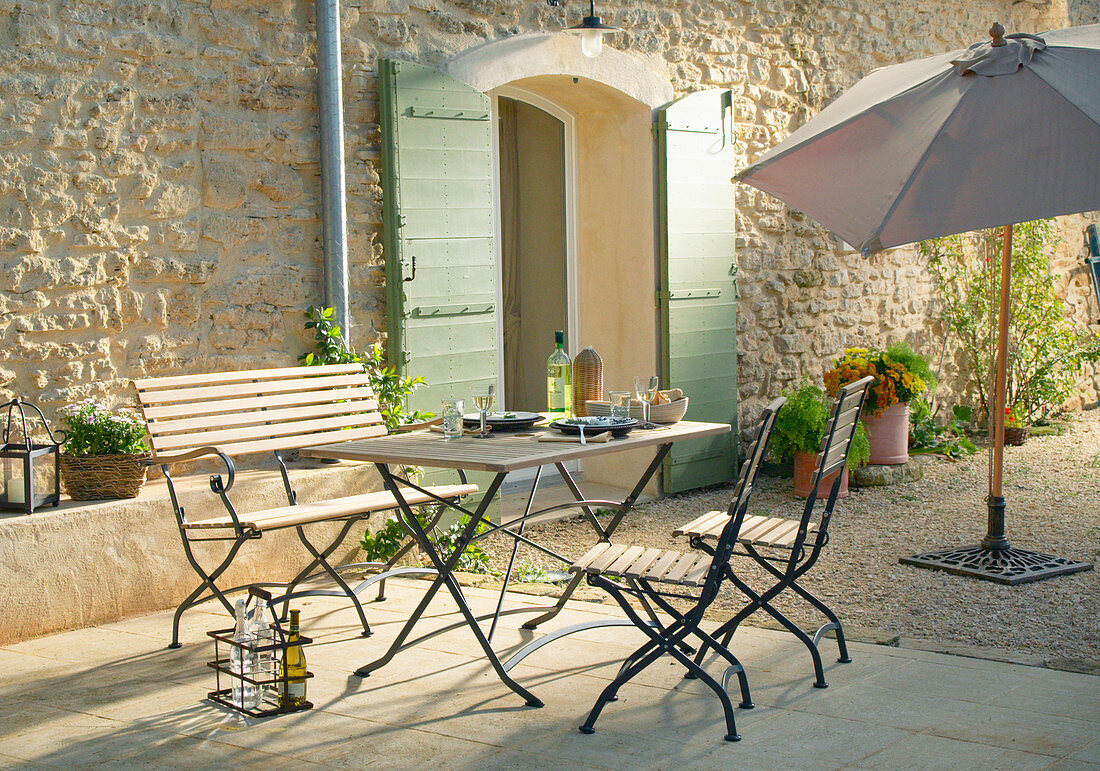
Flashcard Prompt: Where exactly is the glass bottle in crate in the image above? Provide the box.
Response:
[250,604,275,703]
[547,330,572,419]
[231,599,258,710]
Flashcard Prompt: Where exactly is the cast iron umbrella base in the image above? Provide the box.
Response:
[900,496,1094,585]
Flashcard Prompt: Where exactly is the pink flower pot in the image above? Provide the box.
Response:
[793,451,849,499]
[861,403,909,465]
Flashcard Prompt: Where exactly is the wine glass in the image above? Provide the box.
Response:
[472,383,495,438]
[633,376,659,424]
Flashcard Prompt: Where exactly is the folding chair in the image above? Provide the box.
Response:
[571,397,785,742]
[676,375,874,688]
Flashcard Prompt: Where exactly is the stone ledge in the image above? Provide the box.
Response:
[0,459,383,645]
[850,455,933,487]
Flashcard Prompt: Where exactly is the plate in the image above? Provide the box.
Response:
[549,416,638,438]
[462,411,544,430]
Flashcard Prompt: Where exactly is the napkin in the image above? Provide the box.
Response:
[536,430,613,443]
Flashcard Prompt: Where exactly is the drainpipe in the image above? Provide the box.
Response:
[316,0,350,341]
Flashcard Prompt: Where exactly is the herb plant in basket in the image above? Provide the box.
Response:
[770,384,869,498]
[58,401,150,500]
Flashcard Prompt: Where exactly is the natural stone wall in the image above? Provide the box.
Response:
[1,0,1096,433]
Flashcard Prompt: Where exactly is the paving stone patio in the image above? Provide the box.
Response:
[1,579,1097,769]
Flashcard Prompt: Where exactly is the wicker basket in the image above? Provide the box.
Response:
[571,346,603,417]
[1003,426,1029,446]
[60,453,150,500]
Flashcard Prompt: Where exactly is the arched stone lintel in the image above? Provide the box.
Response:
[445,33,674,109]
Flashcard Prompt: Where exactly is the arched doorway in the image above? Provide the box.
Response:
[379,42,737,494]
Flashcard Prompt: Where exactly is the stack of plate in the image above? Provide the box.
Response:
[584,397,689,424]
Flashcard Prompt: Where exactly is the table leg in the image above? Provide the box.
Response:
[521,445,672,630]
[356,465,543,707]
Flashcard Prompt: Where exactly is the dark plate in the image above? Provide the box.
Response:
[549,416,638,438]
[462,411,543,430]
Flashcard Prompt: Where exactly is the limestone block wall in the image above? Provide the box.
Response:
[1,0,1097,430]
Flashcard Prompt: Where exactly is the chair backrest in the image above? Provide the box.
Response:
[712,396,786,562]
[802,374,875,531]
[133,363,387,461]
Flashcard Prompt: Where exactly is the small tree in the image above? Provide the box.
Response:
[299,306,433,431]
[924,220,1100,425]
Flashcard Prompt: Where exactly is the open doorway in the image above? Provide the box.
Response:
[493,90,577,412]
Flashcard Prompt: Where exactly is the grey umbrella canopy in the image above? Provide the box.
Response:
[738,23,1099,583]
[739,23,1100,255]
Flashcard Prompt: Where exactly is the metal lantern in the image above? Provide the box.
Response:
[1,398,62,514]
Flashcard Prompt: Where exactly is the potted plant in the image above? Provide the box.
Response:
[824,342,933,465]
[769,384,870,499]
[1003,405,1028,446]
[57,400,150,500]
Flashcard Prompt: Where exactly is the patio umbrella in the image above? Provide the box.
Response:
[737,22,1100,584]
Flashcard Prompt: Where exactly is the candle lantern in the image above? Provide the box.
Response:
[1,398,63,514]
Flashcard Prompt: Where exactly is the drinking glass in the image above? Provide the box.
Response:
[633,376,659,424]
[609,391,632,420]
[441,399,463,439]
[471,384,495,438]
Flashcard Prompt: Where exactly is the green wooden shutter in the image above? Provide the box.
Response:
[658,89,738,493]
[380,59,497,414]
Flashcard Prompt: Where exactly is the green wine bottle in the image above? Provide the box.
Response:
[547,330,572,419]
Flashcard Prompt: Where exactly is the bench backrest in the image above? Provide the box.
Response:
[133,363,387,461]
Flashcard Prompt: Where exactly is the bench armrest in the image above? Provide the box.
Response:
[148,446,237,495]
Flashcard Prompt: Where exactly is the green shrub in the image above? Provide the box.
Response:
[358,508,491,574]
[770,383,869,470]
[908,399,978,459]
[924,220,1100,424]
[300,305,434,431]
[58,401,147,456]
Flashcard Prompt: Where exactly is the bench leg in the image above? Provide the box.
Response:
[295,520,372,638]
[171,535,247,648]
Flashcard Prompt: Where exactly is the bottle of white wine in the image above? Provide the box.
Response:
[280,608,308,709]
[547,330,572,419]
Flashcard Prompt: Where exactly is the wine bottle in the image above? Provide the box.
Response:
[547,330,572,418]
[231,599,257,710]
[281,609,308,708]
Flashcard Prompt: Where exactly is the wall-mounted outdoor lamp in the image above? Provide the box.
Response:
[550,0,621,58]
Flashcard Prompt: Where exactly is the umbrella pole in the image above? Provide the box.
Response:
[982,223,1013,551]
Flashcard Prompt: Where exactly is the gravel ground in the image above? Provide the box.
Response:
[481,408,1100,665]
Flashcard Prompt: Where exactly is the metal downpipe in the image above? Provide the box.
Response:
[316,0,350,340]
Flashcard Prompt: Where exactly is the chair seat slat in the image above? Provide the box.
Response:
[182,484,478,531]
[673,509,728,538]
[622,547,664,579]
[642,550,681,581]
[605,545,647,576]
[573,543,613,572]
[587,544,631,573]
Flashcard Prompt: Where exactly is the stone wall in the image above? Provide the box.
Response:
[1,0,1097,430]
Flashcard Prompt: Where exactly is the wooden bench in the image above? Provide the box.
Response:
[133,363,478,648]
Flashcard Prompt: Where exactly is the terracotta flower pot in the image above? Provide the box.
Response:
[861,403,909,465]
[793,451,848,499]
